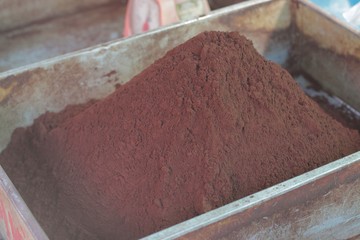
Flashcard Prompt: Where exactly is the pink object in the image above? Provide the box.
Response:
[124,0,209,37]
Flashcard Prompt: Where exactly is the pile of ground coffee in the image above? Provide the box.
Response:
[1,32,359,240]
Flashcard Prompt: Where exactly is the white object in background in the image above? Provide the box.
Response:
[175,0,210,20]
[123,0,210,37]
[310,0,360,29]
[343,2,360,28]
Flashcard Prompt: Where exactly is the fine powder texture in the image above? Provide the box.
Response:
[1,32,360,240]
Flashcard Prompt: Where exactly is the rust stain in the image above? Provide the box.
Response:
[0,68,45,105]
[102,70,117,78]
[0,81,17,102]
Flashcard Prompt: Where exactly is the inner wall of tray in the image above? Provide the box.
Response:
[286,29,360,126]
[291,1,360,112]
[296,40,360,112]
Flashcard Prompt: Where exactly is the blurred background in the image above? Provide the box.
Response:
[0,0,358,73]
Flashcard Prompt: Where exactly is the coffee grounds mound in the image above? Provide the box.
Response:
[1,31,359,240]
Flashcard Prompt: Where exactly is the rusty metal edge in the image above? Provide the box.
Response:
[0,166,49,240]
[143,151,360,240]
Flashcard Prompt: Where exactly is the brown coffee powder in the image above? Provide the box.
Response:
[1,32,359,240]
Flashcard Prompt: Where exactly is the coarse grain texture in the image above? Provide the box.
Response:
[1,31,359,240]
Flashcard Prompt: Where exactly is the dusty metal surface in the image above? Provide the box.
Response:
[0,0,118,32]
[0,2,126,73]
[293,0,360,112]
[294,1,360,58]
[0,0,359,239]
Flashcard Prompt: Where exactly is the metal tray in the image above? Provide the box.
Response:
[0,0,359,239]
